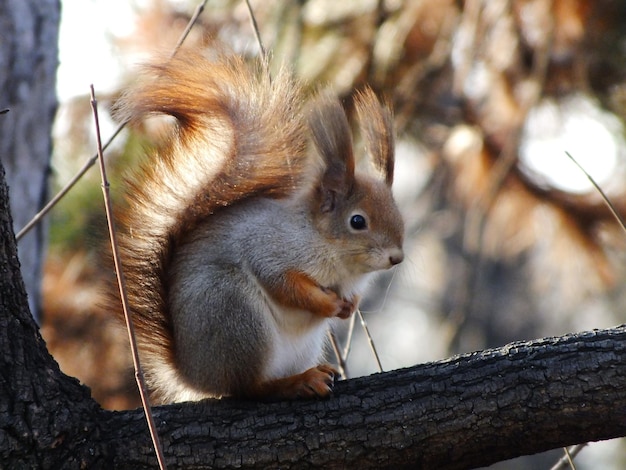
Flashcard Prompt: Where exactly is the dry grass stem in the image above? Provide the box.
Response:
[90,85,167,470]
[170,0,207,58]
[550,444,587,470]
[357,309,384,372]
[327,331,348,379]
[565,151,626,233]
[244,0,268,67]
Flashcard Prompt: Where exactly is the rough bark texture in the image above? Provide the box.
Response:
[87,328,626,469]
[1,152,626,468]
[0,160,99,469]
[0,0,60,321]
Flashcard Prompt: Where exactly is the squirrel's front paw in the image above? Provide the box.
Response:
[335,296,356,319]
[321,287,357,319]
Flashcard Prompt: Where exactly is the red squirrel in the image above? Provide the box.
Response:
[111,50,404,403]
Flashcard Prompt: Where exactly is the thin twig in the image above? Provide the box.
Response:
[329,306,383,378]
[90,85,167,470]
[328,311,357,379]
[244,0,268,66]
[565,151,626,232]
[16,0,209,242]
[357,309,384,372]
[550,444,587,470]
[343,312,357,362]
[16,122,126,241]
[327,331,348,379]
[170,0,208,58]
[563,446,577,470]
[545,153,626,470]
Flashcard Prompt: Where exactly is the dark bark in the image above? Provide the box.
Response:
[80,328,626,469]
[2,153,626,468]
[0,160,99,469]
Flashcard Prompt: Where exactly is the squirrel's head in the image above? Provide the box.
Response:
[308,89,404,276]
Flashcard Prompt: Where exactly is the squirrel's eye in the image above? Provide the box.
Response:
[350,214,367,231]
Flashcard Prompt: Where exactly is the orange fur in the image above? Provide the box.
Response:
[108,49,404,403]
[112,51,312,400]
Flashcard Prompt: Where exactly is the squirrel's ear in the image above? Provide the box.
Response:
[309,92,355,205]
[355,88,395,187]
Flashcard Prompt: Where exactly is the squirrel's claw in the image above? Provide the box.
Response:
[296,364,338,399]
[336,297,357,319]
[319,286,358,319]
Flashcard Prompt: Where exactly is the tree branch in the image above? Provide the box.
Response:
[90,326,625,469]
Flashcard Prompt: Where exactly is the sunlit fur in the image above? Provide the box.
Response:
[111,50,404,403]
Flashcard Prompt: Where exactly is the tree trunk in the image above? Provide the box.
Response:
[1,151,626,468]
[0,0,60,321]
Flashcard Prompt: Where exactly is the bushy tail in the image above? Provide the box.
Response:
[111,50,310,401]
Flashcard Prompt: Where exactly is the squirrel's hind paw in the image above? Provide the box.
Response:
[253,364,339,400]
[294,364,339,398]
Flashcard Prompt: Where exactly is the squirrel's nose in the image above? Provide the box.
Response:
[388,249,404,266]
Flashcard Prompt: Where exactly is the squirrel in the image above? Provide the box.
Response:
[111,49,404,404]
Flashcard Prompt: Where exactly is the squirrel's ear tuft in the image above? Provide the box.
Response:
[355,88,395,187]
[309,92,355,197]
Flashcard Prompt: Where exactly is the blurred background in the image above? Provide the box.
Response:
[42,0,626,468]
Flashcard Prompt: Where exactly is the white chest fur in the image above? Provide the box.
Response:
[261,301,332,380]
